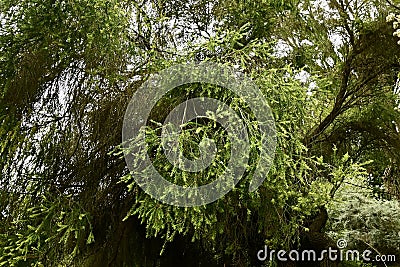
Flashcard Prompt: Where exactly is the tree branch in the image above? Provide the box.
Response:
[386,0,400,11]
[303,52,355,148]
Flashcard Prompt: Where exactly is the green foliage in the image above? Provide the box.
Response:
[0,193,94,266]
[329,191,400,258]
[1,0,400,265]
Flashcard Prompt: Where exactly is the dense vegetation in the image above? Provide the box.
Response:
[1,0,400,266]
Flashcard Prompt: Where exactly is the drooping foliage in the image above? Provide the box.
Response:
[1,0,400,266]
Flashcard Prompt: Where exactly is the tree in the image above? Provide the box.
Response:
[1,0,400,266]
